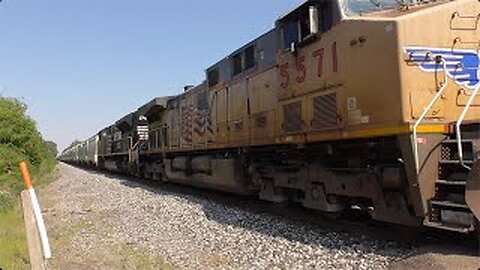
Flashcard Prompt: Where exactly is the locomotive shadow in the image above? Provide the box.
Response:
[82,166,479,261]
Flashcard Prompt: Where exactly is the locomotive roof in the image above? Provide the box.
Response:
[138,97,173,114]
[277,0,324,22]
[113,96,174,131]
[207,29,276,69]
[116,112,135,132]
[137,96,174,119]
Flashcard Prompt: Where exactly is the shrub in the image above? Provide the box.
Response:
[0,98,52,166]
[0,97,56,209]
[0,97,56,267]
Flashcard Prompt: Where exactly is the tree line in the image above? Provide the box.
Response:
[0,97,57,211]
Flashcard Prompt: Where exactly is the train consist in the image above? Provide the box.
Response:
[60,0,480,234]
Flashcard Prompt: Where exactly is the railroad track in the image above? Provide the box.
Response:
[82,164,478,250]
[44,163,479,269]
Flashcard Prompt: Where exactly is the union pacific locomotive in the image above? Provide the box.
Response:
[60,0,480,234]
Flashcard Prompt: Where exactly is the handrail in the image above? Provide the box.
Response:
[413,59,448,174]
[128,140,142,163]
[456,86,480,170]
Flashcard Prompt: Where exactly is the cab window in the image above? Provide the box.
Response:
[299,12,311,41]
[232,52,243,76]
[207,68,219,87]
[244,45,256,70]
[282,21,299,50]
[231,44,256,77]
[280,1,339,50]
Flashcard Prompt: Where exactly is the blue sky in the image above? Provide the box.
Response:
[0,0,301,151]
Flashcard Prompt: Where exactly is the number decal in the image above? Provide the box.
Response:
[280,42,337,87]
[295,56,306,83]
[280,63,290,89]
[312,48,325,77]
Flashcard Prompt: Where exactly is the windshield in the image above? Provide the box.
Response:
[343,0,400,16]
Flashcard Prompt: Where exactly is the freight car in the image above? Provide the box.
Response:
[60,0,480,234]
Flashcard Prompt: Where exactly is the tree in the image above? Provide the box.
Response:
[0,97,48,165]
[45,141,58,157]
[0,97,56,202]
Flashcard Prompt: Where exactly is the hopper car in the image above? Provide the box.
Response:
[60,0,480,234]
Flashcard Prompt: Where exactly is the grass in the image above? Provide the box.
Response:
[0,160,56,269]
[0,207,30,270]
[204,253,230,268]
[119,244,175,270]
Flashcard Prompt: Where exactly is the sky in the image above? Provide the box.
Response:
[0,0,301,152]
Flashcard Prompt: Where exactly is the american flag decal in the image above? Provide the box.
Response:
[181,104,194,143]
[180,91,214,144]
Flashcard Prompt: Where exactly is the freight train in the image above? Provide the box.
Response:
[60,0,480,235]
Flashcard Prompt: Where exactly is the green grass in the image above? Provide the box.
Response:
[0,207,30,270]
[0,160,56,269]
[118,244,174,270]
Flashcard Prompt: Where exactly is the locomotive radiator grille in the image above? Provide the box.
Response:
[283,101,303,133]
[312,92,338,130]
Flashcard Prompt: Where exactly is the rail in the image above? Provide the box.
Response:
[456,86,480,170]
[413,58,448,174]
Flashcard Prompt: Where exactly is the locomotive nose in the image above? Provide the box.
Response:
[466,161,480,223]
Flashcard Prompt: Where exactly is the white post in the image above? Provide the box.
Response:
[20,162,52,260]
[28,188,52,259]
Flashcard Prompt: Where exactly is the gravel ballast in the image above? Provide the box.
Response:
[41,164,419,269]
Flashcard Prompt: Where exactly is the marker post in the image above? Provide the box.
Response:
[19,162,52,260]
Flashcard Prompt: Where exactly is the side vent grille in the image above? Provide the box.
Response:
[312,93,338,130]
[283,101,303,133]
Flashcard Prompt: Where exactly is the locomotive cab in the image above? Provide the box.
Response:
[277,0,341,53]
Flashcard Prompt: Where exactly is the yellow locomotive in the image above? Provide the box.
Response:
[61,0,480,234]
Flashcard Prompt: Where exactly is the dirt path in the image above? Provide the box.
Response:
[39,165,173,270]
[39,164,479,269]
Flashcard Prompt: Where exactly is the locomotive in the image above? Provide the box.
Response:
[60,0,480,234]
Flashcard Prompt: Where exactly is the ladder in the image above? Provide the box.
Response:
[424,133,477,233]
[411,54,480,232]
